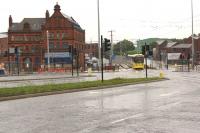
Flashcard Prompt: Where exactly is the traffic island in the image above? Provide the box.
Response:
[0,77,167,102]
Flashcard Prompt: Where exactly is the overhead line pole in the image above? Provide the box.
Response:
[46,30,50,70]
[97,0,101,71]
[191,0,195,70]
[108,30,114,65]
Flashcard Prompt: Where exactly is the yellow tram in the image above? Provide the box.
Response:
[128,54,144,69]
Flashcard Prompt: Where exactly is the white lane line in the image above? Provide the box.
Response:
[89,91,99,94]
[160,91,179,97]
[111,113,143,124]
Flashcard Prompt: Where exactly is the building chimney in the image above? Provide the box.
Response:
[9,15,12,27]
[46,10,49,20]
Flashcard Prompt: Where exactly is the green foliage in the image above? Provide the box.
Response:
[113,39,135,55]
[0,77,162,98]
[127,50,141,55]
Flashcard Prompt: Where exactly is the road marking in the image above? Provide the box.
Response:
[111,113,143,124]
[160,91,179,97]
[89,91,99,94]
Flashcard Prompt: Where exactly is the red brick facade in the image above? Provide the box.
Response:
[183,36,200,63]
[0,34,8,55]
[84,43,98,58]
[8,3,85,72]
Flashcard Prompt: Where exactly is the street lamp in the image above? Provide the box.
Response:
[46,30,50,69]
[191,0,195,69]
[97,0,101,70]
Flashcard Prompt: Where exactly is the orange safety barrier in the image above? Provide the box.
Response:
[37,67,73,73]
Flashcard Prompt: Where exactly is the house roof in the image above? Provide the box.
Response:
[156,40,166,45]
[9,18,46,31]
[61,13,82,30]
[172,43,192,48]
[166,42,177,48]
[0,33,7,38]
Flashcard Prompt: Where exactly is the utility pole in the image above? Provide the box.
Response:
[108,30,114,65]
[97,0,101,71]
[46,30,50,70]
[7,48,10,75]
[76,50,79,77]
[101,35,104,82]
[145,42,148,78]
[71,46,74,76]
[191,0,195,70]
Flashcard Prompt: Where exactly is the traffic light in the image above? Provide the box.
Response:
[187,53,190,60]
[104,38,111,52]
[15,47,18,54]
[142,45,149,55]
[142,45,145,55]
[180,53,185,60]
[146,45,150,51]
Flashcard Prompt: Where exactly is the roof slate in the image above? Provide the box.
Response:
[166,42,177,48]
[10,18,45,31]
[156,40,166,45]
[172,43,192,48]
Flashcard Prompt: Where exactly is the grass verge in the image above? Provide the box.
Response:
[0,77,163,98]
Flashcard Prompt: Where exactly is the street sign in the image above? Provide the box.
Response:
[45,52,70,58]
[9,48,15,54]
[168,53,181,60]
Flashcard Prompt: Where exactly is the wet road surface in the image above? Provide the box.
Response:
[0,71,200,133]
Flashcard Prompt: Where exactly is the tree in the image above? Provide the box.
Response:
[149,41,157,50]
[113,39,135,55]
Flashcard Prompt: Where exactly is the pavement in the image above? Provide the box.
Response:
[0,70,200,132]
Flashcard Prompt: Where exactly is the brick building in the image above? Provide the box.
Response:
[8,3,85,72]
[0,33,8,66]
[183,35,200,64]
[84,43,98,59]
[153,40,167,61]
[0,33,8,55]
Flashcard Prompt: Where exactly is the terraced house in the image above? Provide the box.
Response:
[8,3,85,72]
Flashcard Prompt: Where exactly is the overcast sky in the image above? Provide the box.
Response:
[0,0,200,42]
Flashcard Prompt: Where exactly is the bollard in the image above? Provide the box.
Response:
[159,71,164,78]
[88,68,92,76]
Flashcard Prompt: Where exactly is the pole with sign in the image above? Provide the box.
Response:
[101,35,104,82]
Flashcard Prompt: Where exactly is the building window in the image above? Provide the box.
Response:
[49,32,54,39]
[56,43,60,49]
[31,46,36,53]
[56,32,60,39]
[49,42,54,49]
[63,43,69,49]
[35,57,40,66]
[11,36,15,41]
[62,33,67,39]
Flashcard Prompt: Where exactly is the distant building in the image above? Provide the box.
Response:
[183,35,200,64]
[153,40,167,61]
[0,33,8,55]
[84,43,98,59]
[153,40,192,65]
[8,3,85,72]
[0,33,8,66]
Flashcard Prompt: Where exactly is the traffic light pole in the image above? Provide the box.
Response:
[71,46,74,77]
[145,43,148,78]
[76,50,79,77]
[101,35,104,82]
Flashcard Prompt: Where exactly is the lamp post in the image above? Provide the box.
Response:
[191,0,195,69]
[46,30,50,70]
[97,0,101,71]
